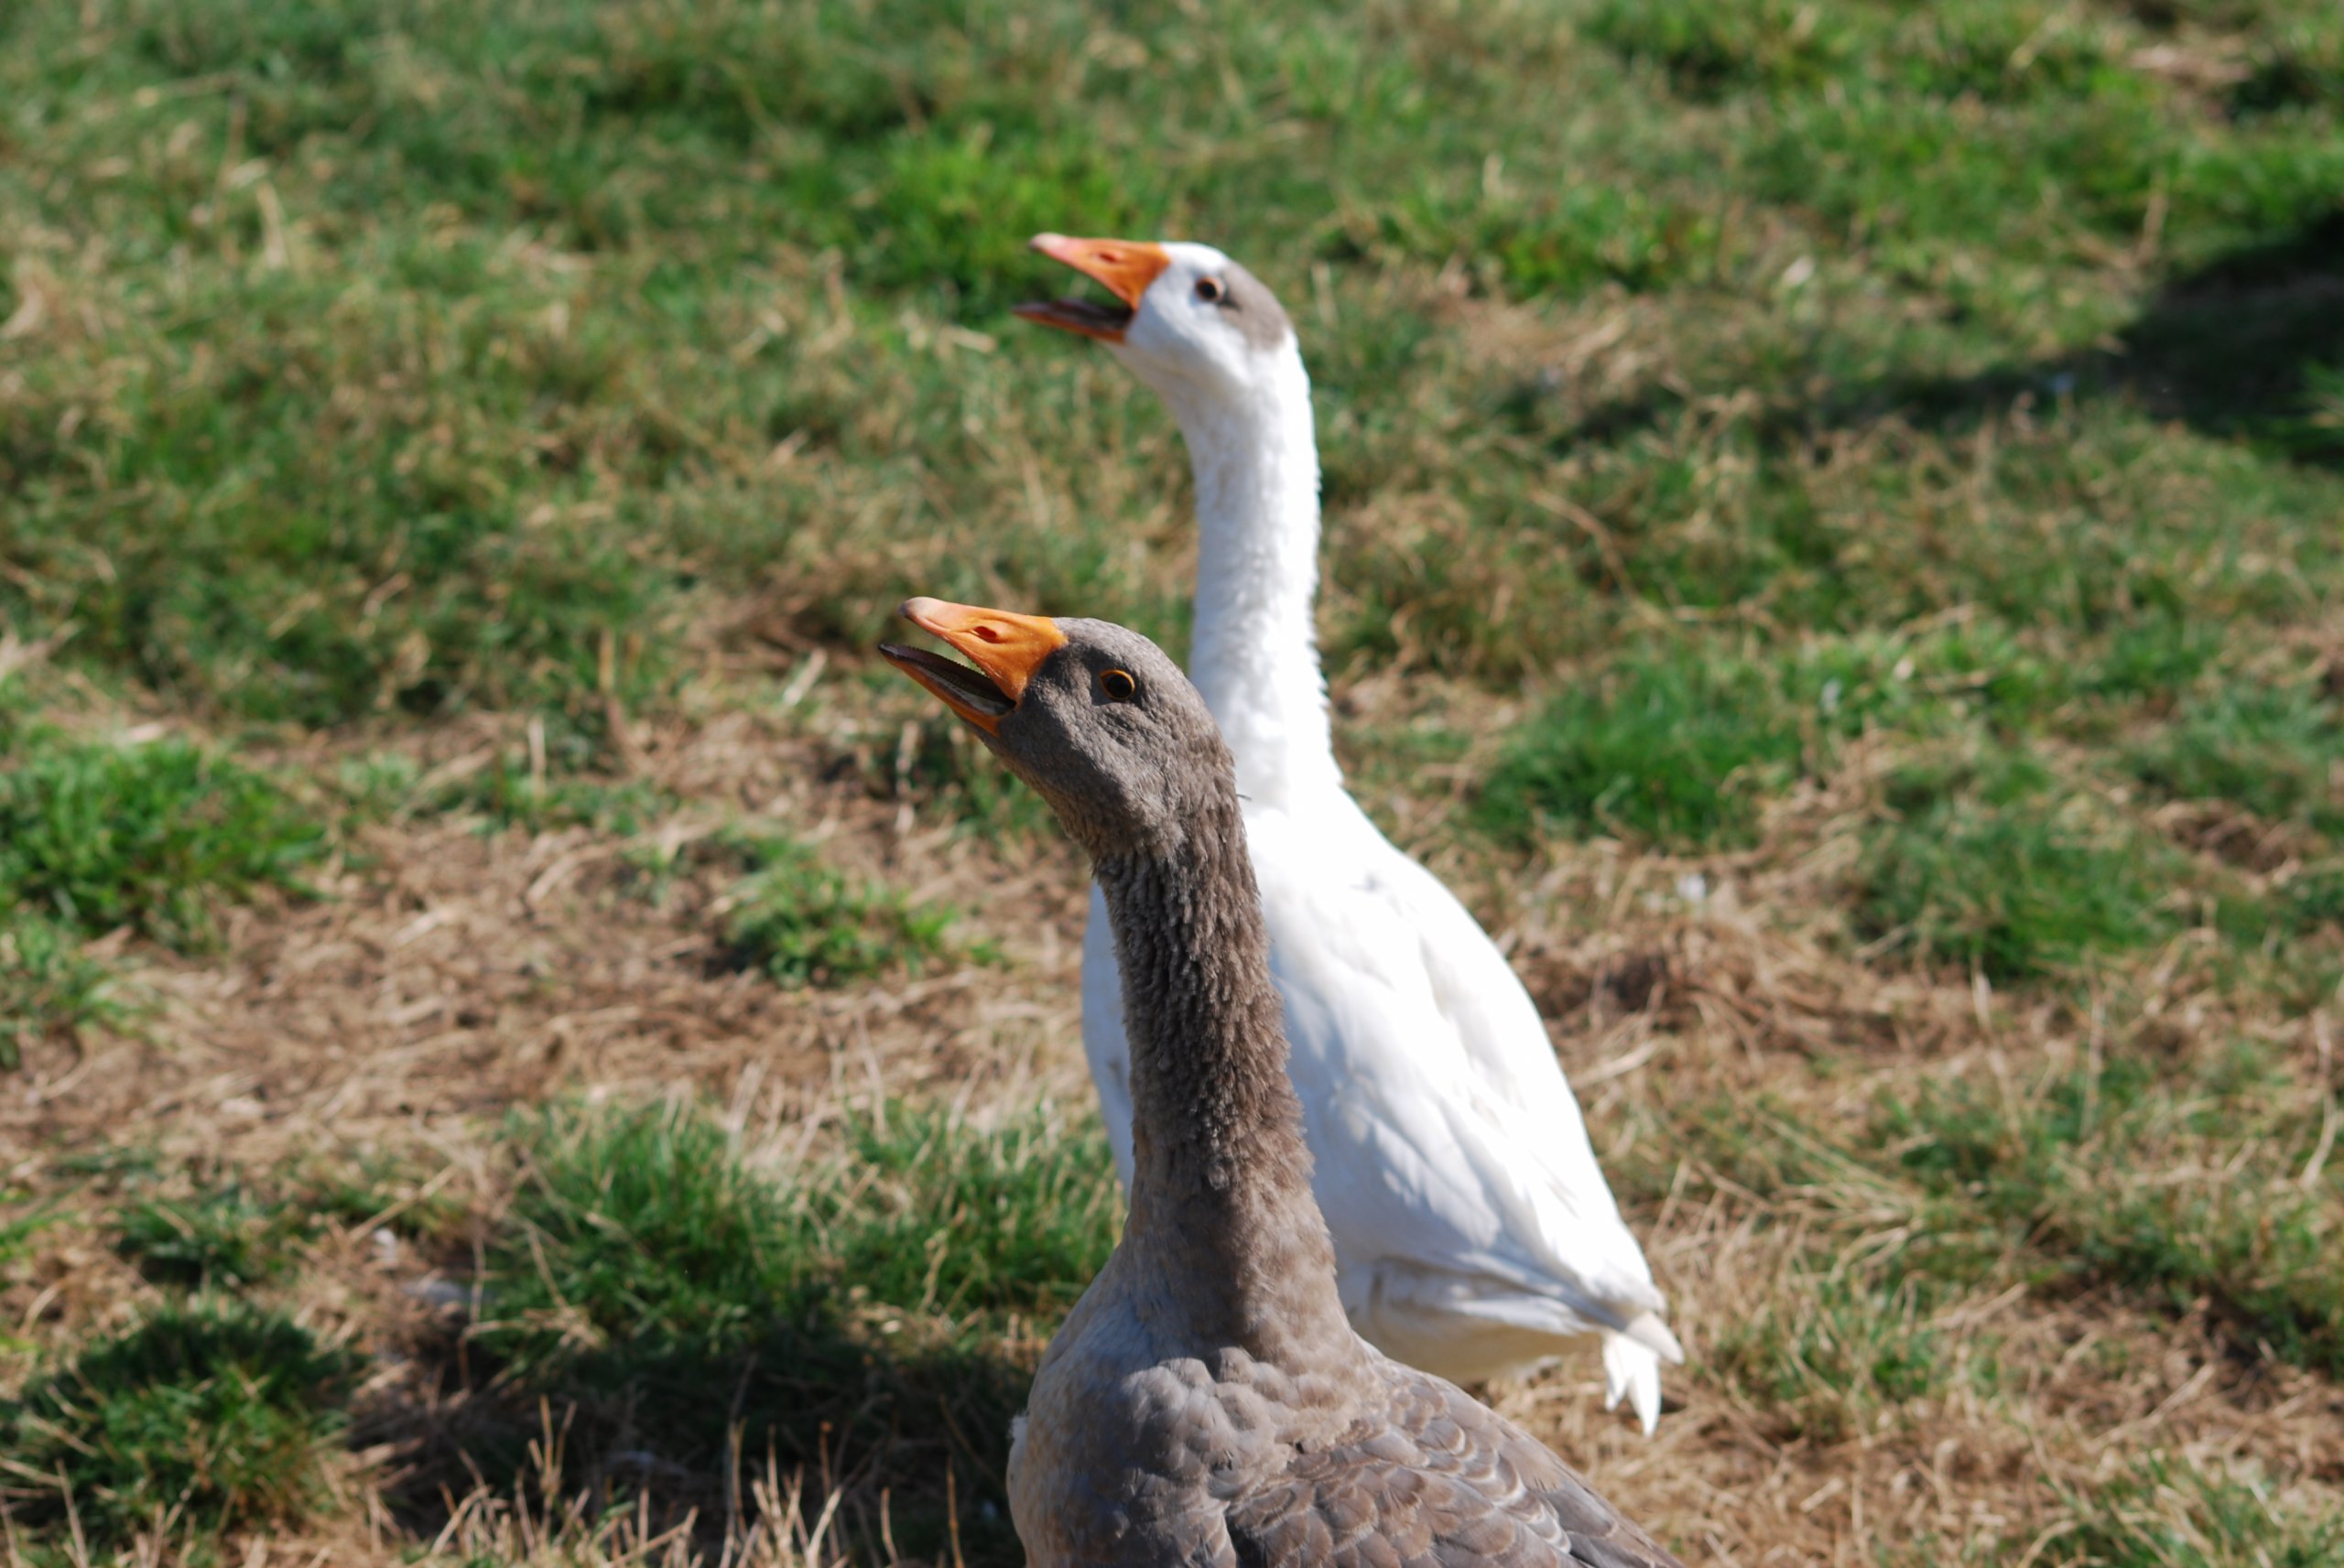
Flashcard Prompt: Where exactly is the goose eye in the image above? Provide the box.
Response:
[1194,276,1225,304]
[1100,668,1138,702]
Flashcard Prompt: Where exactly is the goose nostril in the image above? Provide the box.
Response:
[974,625,1003,643]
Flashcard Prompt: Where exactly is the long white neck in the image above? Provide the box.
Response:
[1151,349,1338,806]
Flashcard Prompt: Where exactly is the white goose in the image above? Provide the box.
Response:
[1015,235,1683,1428]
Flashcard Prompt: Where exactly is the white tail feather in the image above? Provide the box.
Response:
[1602,1333,1666,1435]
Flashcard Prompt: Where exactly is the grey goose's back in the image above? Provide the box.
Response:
[1011,1336,1683,1568]
[1217,1356,1683,1568]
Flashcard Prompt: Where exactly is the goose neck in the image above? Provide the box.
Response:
[1163,355,1340,804]
[1091,781,1358,1367]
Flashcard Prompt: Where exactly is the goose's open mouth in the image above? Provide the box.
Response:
[878,597,1069,734]
[1013,232,1172,345]
[878,643,1014,721]
[1011,295,1134,342]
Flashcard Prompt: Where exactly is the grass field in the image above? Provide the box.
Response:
[4,0,2343,1562]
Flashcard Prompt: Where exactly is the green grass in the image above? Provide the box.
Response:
[1855,752,2180,979]
[0,731,325,949]
[1475,629,2065,850]
[0,914,117,1070]
[486,1104,817,1377]
[296,1150,469,1244]
[889,710,1057,842]
[1478,651,1805,849]
[711,831,978,988]
[0,726,324,1069]
[1631,1031,2344,1442]
[0,1202,64,1270]
[337,727,680,837]
[1878,1054,2344,1378]
[1710,1267,1946,1444]
[484,1098,1118,1372]
[475,1098,1117,1561]
[1,1300,353,1551]
[829,1101,1122,1318]
[2125,676,2344,835]
[116,1185,300,1289]
[1888,1455,2344,1568]
[8,0,2334,718]
[2045,1456,2344,1568]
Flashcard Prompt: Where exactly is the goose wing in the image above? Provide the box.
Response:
[1362,833,1633,1217]
[1250,803,1666,1331]
[1219,1361,1683,1568]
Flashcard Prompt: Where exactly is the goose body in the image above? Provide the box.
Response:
[880,600,1685,1568]
[1021,237,1680,1422]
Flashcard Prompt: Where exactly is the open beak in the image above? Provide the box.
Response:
[878,597,1069,734]
[1012,233,1172,343]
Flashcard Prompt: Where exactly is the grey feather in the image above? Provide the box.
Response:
[885,608,1685,1568]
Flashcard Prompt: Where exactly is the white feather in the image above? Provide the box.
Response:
[1068,241,1680,1424]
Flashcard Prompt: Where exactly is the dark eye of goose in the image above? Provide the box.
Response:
[1100,668,1138,702]
[1194,276,1225,305]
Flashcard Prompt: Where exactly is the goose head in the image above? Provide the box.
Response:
[879,596,1229,858]
[1015,234,1296,407]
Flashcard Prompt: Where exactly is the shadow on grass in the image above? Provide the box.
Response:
[1904,208,2344,467]
[1562,208,2344,468]
[361,1099,1116,1566]
[369,1311,1032,1568]
[2112,214,2344,459]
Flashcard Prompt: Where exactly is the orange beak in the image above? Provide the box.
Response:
[1013,233,1172,343]
[878,597,1069,734]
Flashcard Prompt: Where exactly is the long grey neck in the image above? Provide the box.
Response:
[1156,349,1341,806]
[1091,775,1359,1366]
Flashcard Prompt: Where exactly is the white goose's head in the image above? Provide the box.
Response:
[1013,234,1331,795]
[1015,234,1297,408]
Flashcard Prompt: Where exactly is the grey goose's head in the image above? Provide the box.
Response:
[879,598,1231,859]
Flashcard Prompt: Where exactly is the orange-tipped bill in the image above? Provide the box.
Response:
[878,597,1069,734]
[1013,232,1172,342]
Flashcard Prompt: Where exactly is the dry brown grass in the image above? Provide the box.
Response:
[5,643,2339,1565]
